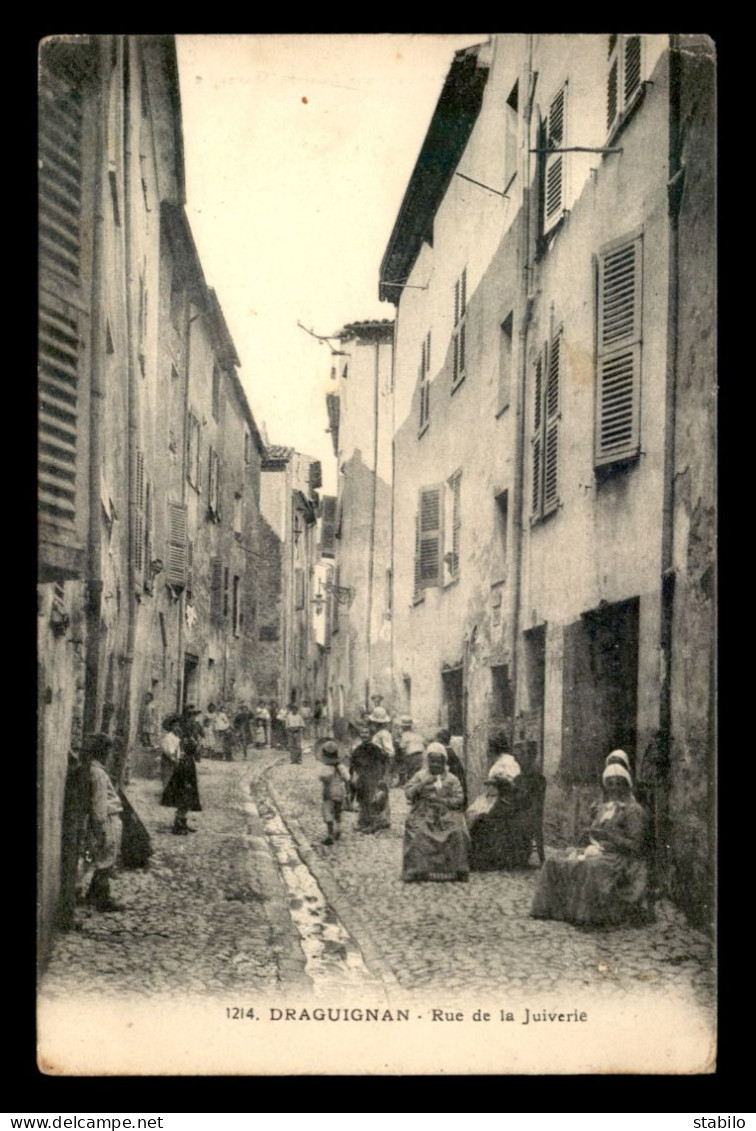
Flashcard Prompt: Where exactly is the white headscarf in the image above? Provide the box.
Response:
[488,754,521,783]
[605,749,631,772]
[602,762,632,789]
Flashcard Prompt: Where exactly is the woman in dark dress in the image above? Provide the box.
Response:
[161,727,202,835]
[350,725,391,833]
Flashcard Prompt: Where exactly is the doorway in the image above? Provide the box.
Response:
[521,625,546,768]
[442,666,464,736]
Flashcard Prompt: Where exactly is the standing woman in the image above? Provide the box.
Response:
[161,714,202,835]
[402,743,469,882]
[160,715,182,788]
[350,724,391,833]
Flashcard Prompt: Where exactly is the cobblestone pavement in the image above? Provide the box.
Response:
[40,751,307,1001]
[265,752,716,1018]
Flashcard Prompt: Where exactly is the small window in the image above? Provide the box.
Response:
[186,411,201,490]
[234,492,242,539]
[452,269,467,391]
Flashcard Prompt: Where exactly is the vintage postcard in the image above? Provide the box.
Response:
[37,33,716,1075]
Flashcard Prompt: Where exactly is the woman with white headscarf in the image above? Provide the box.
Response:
[402,743,470,882]
[531,761,650,926]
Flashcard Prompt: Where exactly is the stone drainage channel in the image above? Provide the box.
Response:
[252,784,388,1002]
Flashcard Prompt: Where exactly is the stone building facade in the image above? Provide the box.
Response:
[323,321,394,729]
[38,35,273,960]
[383,34,715,922]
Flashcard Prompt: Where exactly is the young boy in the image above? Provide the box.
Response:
[318,741,350,845]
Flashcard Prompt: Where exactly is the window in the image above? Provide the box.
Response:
[208,447,221,520]
[186,410,201,490]
[452,269,467,389]
[497,312,514,415]
[414,485,443,597]
[595,232,642,467]
[234,492,242,539]
[143,478,154,594]
[166,502,188,588]
[212,364,221,421]
[443,470,462,583]
[210,557,223,619]
[607,35,643,139]
[321,495,337,558]
[543,83,567,237]
[232,575,241,635]
[531,327,562,521]
[419,330,431,432]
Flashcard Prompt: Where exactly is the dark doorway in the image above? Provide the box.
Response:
[521,625,546,769]
[489,663,513,737]
[442,666,464,736]
[183,653,199,710]
[562,597,640,783]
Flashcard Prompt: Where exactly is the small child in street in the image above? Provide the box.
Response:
[318,741,350,845]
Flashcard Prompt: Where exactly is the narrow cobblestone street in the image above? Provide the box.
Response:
[41,746,715,1022]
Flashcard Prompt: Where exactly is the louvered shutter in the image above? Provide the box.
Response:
[451,473,461,577]
[624,36,642,106]
[166,502,188,587]
[39,73,83,281]
[134,450,145,577]
[210,556,223,618]
[321,495,337,558]
[543,331,561,515]
[143,478,154,593]
[531,350,544,516]
[418,486,443,589]
[186,540,194,599]
[596,236,642,465]
[607,36,621,134]
[38,302,80,530]
[544,86,566,235]
[413,510,421,598]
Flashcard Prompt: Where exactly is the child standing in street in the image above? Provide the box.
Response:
[318,741,350,845]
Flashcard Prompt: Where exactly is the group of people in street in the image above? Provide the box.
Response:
[309,702,652,928]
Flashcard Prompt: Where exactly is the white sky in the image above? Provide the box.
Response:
[176,34,486,494]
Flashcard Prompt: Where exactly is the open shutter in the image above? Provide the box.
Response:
[418,485,443,589]
[531,350,544,517]
[451,472,462,577]
[186,540,194,599]
[39,73,83,282]
[596,236,642,466]
[543,331,561,515]
[321,495,337,558]
[143,478,154,593]
[544,85,566,235]
[210,556,223,618]
[134,449,145,578]
[166,502,188,587]
[623,36,642,107]
[413,510,421,598]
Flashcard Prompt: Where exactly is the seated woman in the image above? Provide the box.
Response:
[467,748,542,871]
[402,743,469,882]
[531,763,649,927]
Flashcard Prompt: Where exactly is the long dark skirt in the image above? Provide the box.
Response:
[161,755,202,811]
[402,800,469,880]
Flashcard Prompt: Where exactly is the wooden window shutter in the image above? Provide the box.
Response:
[418,485,443,589]
[321,495,337,558]
[210,556,223,618]
[607,36,621,134]
[543,331,561,515]
[186,540,194,599]
[451,473,461,576]
[134,449,146,576]
[39,73,83,282]
[531,350,544,516]
[38,302,80,531]
[166,502,188,587]
[143,478,154,593]
[596,235,642,466]
[624,37,642,106]
[544,86,566,235]
[413,510,421,598]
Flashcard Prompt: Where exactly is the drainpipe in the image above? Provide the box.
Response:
[118,35,140,778]
[509,38,537,757]
[365,336,380,709]
[657,34,685,890]
[83,37,113,736]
